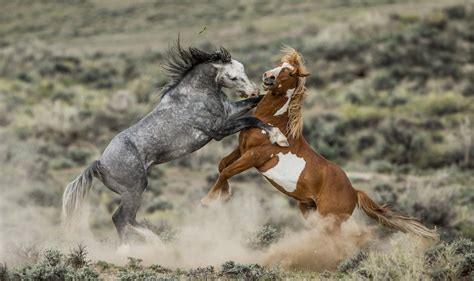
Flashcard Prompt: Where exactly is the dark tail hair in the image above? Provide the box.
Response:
[356,190,438,240]
[62,161,101,227]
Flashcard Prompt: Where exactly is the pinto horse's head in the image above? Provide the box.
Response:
[262,47,310,92]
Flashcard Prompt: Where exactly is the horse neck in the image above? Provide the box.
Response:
[255,86,296,135]
[165,64,220,99]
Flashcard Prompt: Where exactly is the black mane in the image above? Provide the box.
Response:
[161,40,232,94]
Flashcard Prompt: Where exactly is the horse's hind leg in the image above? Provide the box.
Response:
[298,200,317,220]
[100,165,152,244]
[112,188,145,243]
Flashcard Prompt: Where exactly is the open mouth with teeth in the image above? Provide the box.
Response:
[262,81,275,90]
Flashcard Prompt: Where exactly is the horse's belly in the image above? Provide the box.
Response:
[261,152,306,193]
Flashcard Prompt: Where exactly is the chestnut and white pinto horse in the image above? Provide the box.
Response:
[201,47,437,240]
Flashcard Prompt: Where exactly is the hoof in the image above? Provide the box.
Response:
[220,187,232,202]
[200,195,217,206]
[269,127,289,147]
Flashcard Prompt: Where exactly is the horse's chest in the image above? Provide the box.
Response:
[262,152,306,193]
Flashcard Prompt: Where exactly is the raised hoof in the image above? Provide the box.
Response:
[220,187,232,202]
[200,194,218,206]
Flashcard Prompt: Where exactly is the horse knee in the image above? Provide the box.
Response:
[218,159,227,172]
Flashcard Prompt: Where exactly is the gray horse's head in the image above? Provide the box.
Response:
[213,59,259,98]
[162,41,259,98]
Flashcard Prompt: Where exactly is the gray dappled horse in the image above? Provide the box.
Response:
[62,43,288,244]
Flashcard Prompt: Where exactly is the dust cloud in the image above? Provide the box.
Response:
[0,186,431,272]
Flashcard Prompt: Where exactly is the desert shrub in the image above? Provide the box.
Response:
[337,251,368,274]
[186,266,215,279]
[410,199,455,229]
[425,238,474,280]
[140,220,177,242]
[245,224,283,249]
[10,248,100,281]
[66,267,100,280]
[95,260,112,271]
[116,257,166,281]
[421,92,467,116]
[373,72,397,90]
[462,82,474,97]
[0,263,9,281]
[78,62,119,89]
[116,270,157,281]
[353,240,426,279]
[220,261,277,280]
[304,114,350,163]
[369,160,394,173]
[65,244,89,269]
[376,118,427,165]
[373,183,398,204]
[443,5,467,19]
[145,198,173,213]
[67,146,92,165]
[26,189,58,207]
[339,104,383,130]
[126,257,143,272]
[149,264,172,274]
[423,10,448,30]
[357,134,376,151]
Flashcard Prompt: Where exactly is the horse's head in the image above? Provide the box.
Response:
[213,58,259,98]
[262,47,310,92]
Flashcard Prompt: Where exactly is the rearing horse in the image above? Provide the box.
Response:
[62,42,289,244]
[202,47,437,240]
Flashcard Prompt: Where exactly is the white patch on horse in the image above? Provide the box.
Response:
[267,62,295,80]
[274,88,295,116]
[261,130,266,135]
[262,152,306,192]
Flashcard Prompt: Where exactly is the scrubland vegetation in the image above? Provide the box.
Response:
[0,0,473,280]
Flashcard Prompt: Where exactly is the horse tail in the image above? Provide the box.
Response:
[62,160,101,228]
[356,189,438,240]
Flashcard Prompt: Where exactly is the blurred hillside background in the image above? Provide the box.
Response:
[0,0,473,279]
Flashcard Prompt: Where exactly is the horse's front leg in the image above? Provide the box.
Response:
[215,117,289,147]
[218,148,241,172]
[227,96,263,118]
[204,148,241,203]
[201,148,269,206]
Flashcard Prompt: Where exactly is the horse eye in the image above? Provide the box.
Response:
[230,77,238,81]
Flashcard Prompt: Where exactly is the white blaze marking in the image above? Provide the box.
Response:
[274,88,295,116]
[262,152,306,192]
[266,62,295,80]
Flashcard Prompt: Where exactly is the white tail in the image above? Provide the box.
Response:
[62,161,100,229]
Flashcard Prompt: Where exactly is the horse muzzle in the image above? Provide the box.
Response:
[239,88,260,98]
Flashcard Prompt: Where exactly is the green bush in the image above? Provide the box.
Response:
[9,248,100,281]
[220,261,277,280]
[245,224,283,249]
[420,92,467,116]
[376,119,427,165]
